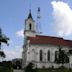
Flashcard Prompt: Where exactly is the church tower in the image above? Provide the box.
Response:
[22,8,41,69]
[24,10,36,37]
[22,10,37,68]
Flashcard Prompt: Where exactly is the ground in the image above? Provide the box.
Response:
[13,69,23,72]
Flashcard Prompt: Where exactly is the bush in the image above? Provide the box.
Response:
[0,61,13,72]
[25,62,34,72]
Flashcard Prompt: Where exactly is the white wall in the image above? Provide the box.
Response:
[25,19,35,31]
[26,44,58,68]
[23,43,71,68]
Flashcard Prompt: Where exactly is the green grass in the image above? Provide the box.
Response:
[0,66,13,72]
[36,68,72,72]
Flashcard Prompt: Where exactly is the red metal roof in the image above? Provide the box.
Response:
[27,35,72,47]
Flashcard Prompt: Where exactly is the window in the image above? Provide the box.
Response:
[55,51,58,62]
[47,50,50,61]
[28,52,30,54]
[40,50,43,61]
[29,23,31,30]
[69,50,72,54]
[32,49,34,51]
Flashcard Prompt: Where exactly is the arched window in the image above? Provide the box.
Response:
[55,51,58,62]
[29,24,32,30]
[40,50,43,61]
[47,50,50,61]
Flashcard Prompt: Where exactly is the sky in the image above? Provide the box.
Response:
[0,0,72,60]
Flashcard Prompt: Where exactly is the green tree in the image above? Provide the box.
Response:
[55,46,69,65]
[0,28,9,47]
[25,62,34,72]
[0,28,9,60]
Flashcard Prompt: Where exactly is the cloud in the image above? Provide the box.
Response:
[51,1,72,36]
[4,46,23,60]
[8,40,13,44]
[16,29,24,37]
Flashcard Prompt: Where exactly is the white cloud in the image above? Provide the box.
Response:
[51,1,72,36]
[16,29,24,37]
[8,40,13,44]
[4,46,23,60]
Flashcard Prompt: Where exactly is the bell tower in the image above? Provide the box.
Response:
[22,10,37,68]
[24,10,36,37]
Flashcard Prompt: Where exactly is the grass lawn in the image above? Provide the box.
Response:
[0,66,13,72]
[36,68,72,72]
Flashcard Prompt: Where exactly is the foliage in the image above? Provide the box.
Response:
[2,61,13,68]
[0,28,9,59]
[13,60,22,69]
[0,28,9,45]
[55,48,69,64]
[25,62,35,72]
[0,66,13,72]
[0,51,6,58]
[0,61,13,72]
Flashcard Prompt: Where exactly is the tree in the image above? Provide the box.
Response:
[0,28,9,60]
[55,46,69,65]
[25,62,34,72]
[16,61,21,69]
[0,28,9,47]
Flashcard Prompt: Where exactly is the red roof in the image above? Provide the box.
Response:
[27,35,72,47]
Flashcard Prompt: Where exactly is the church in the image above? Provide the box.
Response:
[22,10,72,69]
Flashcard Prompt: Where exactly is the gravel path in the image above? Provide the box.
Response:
[13,69,23,72]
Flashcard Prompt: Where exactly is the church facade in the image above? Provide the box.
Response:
[22,11,72,69]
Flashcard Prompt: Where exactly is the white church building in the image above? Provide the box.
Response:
[22,10,72,69]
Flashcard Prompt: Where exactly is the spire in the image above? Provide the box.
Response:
[27,10,33,19]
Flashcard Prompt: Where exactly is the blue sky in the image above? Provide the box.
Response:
[0,0,72,60]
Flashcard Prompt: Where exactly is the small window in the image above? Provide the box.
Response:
[69,50,72,54]
[29,24,31,30]
[28,52,30,54]
[32,49,34,51]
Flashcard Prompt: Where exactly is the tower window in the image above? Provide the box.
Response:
[29,24,32,30]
